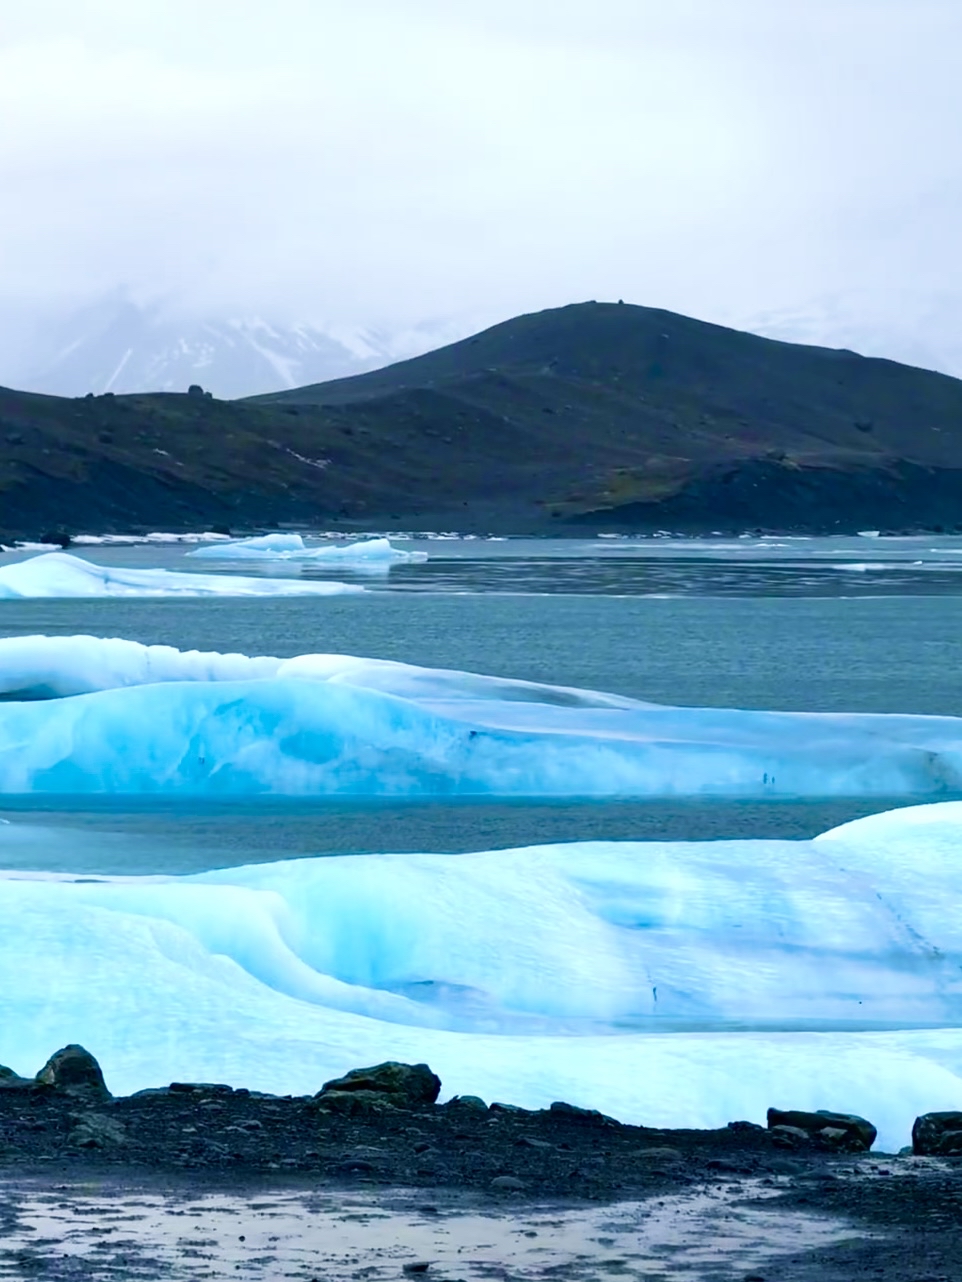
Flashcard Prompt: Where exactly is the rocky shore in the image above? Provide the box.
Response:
[3,1046,962,1278]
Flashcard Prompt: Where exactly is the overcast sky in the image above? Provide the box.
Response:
[2,0,960,331]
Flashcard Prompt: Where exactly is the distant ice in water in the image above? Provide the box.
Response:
[72,531,234,546]
[4,802,962,1150]
[187,534,428,568]
[0,553,365,599]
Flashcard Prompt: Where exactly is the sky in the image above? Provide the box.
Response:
[1,0,960,335]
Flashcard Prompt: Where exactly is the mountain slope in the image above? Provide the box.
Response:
[3,301,962,539]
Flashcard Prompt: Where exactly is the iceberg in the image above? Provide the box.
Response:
[5,803,962,1150]
[0,553,365,599]
[187,534,428,567]
[0,635,960,795]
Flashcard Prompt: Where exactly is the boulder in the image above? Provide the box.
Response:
[548,1101,619,1126]
[316,1062,441,1109]
[443,1095,488,1114]
[35,1046,110,1099]
[767,1108,876,1152]
[912,1111,962,1155]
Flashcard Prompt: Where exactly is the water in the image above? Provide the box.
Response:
[3,534,962,872]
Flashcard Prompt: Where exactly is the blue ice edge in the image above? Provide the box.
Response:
[0,633,958,796]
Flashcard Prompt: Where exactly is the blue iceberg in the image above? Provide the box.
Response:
[0,636,958,796]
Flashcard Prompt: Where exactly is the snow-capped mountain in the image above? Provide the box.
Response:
[732,289,962,381]
[4,295,471,399]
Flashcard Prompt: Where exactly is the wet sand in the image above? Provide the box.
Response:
[0,1170,870,1281]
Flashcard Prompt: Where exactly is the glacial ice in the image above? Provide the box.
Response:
[0,553,365,599]
[4,803,962,1150]
[0,635,960,795]
[187,534,428,567]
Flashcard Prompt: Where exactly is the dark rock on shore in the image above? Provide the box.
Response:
[0,1045,903,1210]
[317,1061,442,1113]
[35,1045,111,1099]
[767,1107,877,1152]
[913,1110,962,1155]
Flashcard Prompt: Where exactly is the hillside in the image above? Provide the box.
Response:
[3,301,962,539]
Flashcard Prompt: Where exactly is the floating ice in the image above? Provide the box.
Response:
[0,635,959,795]
[72,532,234,546]
[4,803,962,1149]
[187,534,427,567]
[0,553,365,600]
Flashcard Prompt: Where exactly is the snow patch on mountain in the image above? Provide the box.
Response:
[3,295,473,400]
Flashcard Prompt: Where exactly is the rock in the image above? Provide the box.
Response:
[490,1175,526,1192]
[548,1101,618,1126]
[443,1095,488,1114]
[187,384,205,398]
[767,1108,876,1152]
[68,1112,126,1149]
[35,1046,110,1099]
[402,1264,431,1274]
[912,1111,962,1155]
[317,1062,441,1109]
[0,1065,31,1090]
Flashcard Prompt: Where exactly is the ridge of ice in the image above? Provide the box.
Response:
[4,803,962,1149]
[0,554,366,599]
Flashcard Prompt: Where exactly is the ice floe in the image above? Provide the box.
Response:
[0,554,365,600]
[187,534,427,567]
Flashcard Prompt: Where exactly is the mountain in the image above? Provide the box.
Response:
[4,295,466,400]
[3,300,962,540]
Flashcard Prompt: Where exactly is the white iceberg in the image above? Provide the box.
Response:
[0,553,365,600]
[5,803,962,1150]
[187,534,427,567]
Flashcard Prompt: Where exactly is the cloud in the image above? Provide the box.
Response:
[0,0,959,327]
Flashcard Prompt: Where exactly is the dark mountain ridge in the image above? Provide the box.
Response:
[2,301,962,540]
